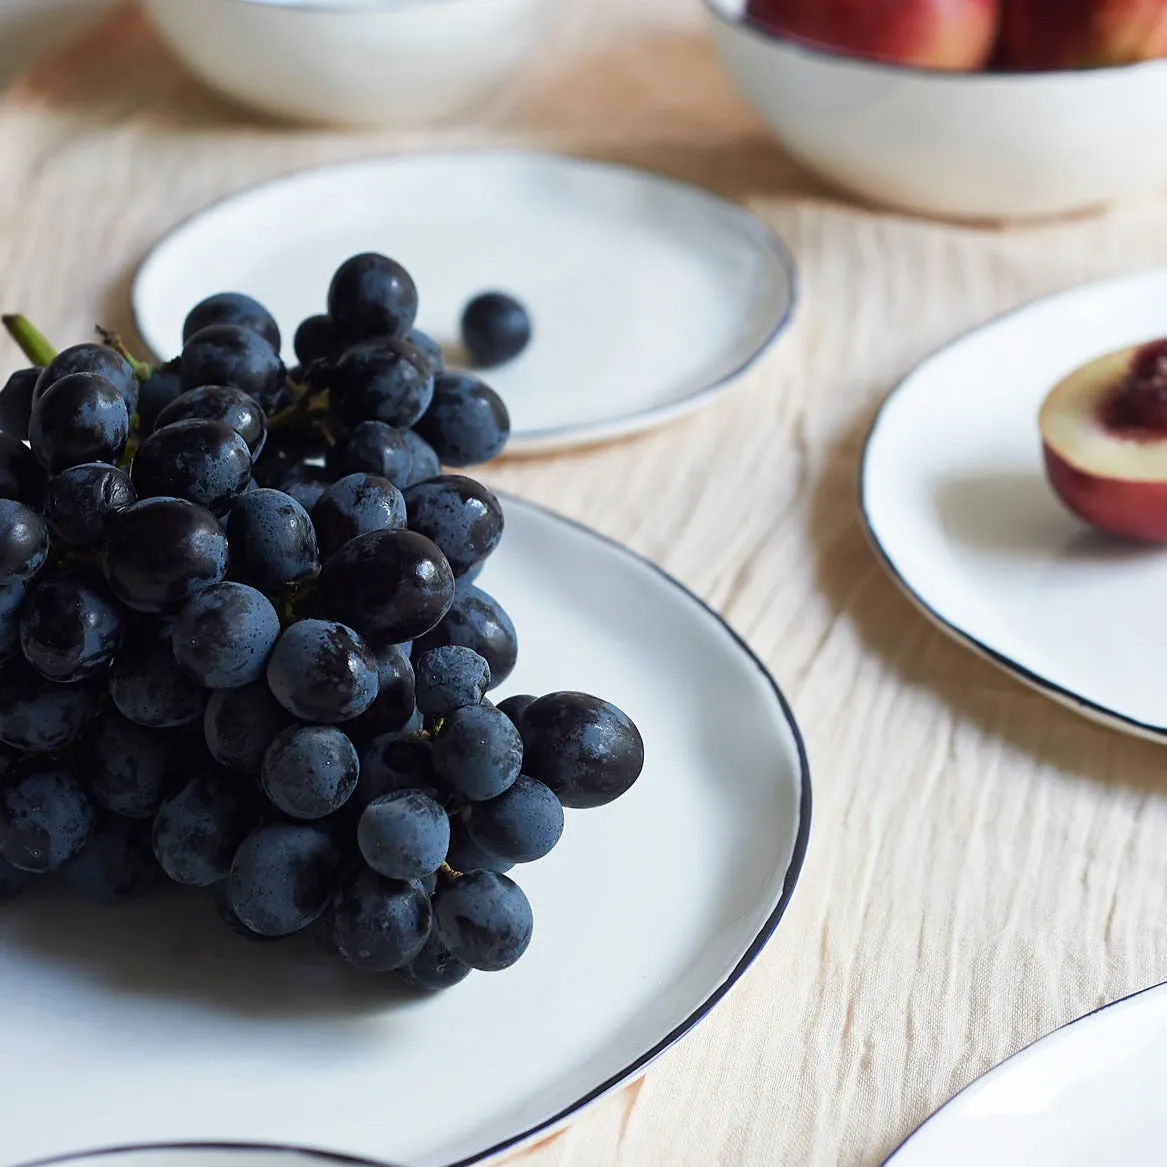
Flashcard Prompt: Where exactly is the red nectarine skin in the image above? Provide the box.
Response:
[1096,0,1167,62]
[1043,442,1167,541]
[1001,0,1167,69]
[745,0,999,71]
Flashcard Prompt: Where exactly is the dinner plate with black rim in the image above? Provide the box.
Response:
[0,494,810,1167]
[886,981,1167,1166]
[132,151,798,455]
[861,266,1167,742]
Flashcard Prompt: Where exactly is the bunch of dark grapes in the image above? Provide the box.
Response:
[0,253,643,989]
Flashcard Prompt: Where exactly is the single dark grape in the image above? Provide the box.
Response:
[329,421,412,486]
[0,761,95,873]
[90,712,186,818]
[0,433,47,505]
[19,571,124,682]
[154,385,268,457]
[294,314,343,365]
[153,771,260,887]
[519,692,644,809]
[0,854,30,901]
[406,329,444,375]
[445,815,514,874]
[266,618,378,723]
[0,500,48,581]
[34,344,138,416]
[280,470,329,514]
[347,635,416,739]
[214,880,281,943]
[320,528,454,642]
[0,658,99,752]
[109,628,206,728]
[229,822,341,937]
[29,373,129,473]
[397,929,470,991]
[183,292,281,352]
[261,724,359,820]
[328,867,432,971]
[414,372,510,468]
[432,703,522,802]
[63,814,158,904]
[328,339,433,429]
[43,462,136,548]
[312,472,406,561]
[497,694,536,729]
[131,418,252,514]
[461,292,531,368]
[465,775,563,864]
[434,870,532,972]
[225,488,320,592]
[136,362,183,434]
[171,581,279,689]
[414,645,490,717]
[358,788,450,881]
[204,679,293,773]
[356,732,437,810]
[404,475,504,580]
[0,367,37,439]
[103,497,229,614]
[401,429,441,487]
[0,579,24,660]
[328,252,419,341]
[181,323,286,412]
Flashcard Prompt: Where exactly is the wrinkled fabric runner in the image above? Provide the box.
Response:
[4,2,1167,1163]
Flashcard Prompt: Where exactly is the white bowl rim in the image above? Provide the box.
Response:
[703,0,1167,82]
[17,1147,397,1167]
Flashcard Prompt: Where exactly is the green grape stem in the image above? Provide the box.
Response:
[95,326,152,380]
[2,314,58,368]
[439,861,462,882]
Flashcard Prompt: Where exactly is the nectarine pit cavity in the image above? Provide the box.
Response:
[1103,339,1167,435]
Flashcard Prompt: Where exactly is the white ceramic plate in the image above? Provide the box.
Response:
[886,981,1167,1166]
[861,266,1167,741]
[131,151,797,454]
[0,495,810,1167]
[24,1150,395,1167]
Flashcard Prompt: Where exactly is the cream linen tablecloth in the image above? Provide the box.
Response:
[5,3,1167,1164]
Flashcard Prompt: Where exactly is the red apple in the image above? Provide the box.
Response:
[1040,340,1167,541]
[1001,0,1167,69]
[745,0,1000,71]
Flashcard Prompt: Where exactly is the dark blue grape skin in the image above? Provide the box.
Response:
[358,789,450,881]
[328,339,434,429]
[400,429,441,487]
[261,724,359,821]
[434,870,532,972]
[0,367,37,440]
[181,324,286,412]
[0,659,99,752]
[294,314,343,366]
[465,775,563,864]
[34,344,138,416]
[519,692,645,809]
[155,385,268,458]
[153,771,260,887]
[0,500,49,581]
[461,292,532,368]
[0,433,47,506]
[406,329,444,375]
[398,931,471,991]
[229,821,342,937]
[104,497,229,614]
[90,712,186,818]
[0,761,95,873]
[432,703,522,802]
[413,586,517,691]
[214,881,281,943]
[131,418,253,515]
[204,679,293,773]
[403,475,504,578]
[320,528,455,643]
[496,694,536,729]
[109,629,206,728]
[347,636,416,739]
[29,372,129,473]
[414,646,490,718]
[414,372,510,468]
[266,618,379,724]
[328,867,432,971]
[0,854,30,901]
[0,579,24,660]
[356,733,437,811]
[63,814,158,905]
[137,363,183,435]
[329,421,412,487]
[183,292,281,352]
[328,253,419,342]
[445,815,514,874]
[43,462,136,549]
[312,473,406,561]
[281,474,328,514]
[225,488,320,592]
[171,582,279,689]
[19,571,125,682]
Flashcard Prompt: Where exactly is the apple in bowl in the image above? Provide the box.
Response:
[1040,340,1167,540]
[1001,0,1167,70]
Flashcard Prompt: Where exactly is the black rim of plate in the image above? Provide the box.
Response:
[858,270,1167,745]
[881,978,1167,1163]
[12,492,814,1167]
[130,149,799,452]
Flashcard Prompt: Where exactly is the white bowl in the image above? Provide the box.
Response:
[143,0,553,128]
[705,0,1167,221]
